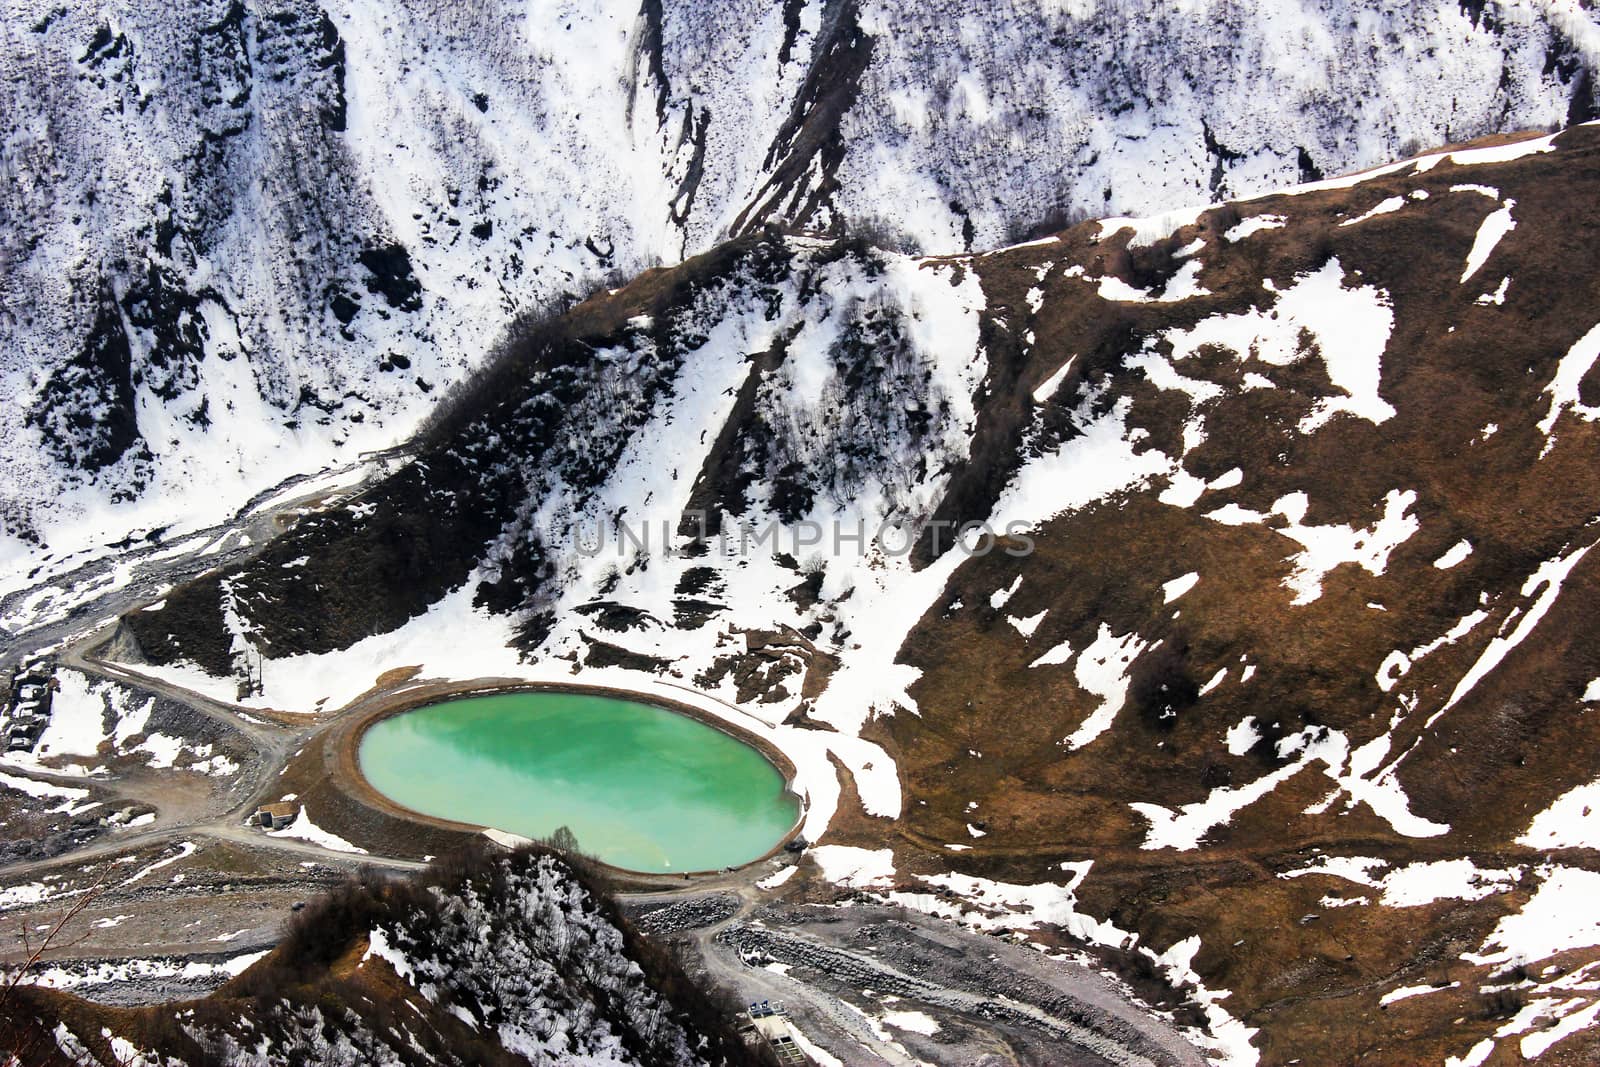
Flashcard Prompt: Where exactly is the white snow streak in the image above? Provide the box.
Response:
[1460,200,1517,283]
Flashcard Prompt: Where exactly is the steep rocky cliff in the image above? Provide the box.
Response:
[4,0,1597,574]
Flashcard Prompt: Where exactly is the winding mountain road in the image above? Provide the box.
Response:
[1,458,427,881]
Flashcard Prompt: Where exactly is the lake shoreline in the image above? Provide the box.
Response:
[334,679,809,879]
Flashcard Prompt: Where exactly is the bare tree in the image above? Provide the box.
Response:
[1,867,111,1065]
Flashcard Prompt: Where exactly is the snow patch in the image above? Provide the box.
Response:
[1007,609,1047,638]
[1339,196,1407,227]
[1063,625,1149,750]
[1159,258,1395,432]
[1465,866,1600,967]
[809,846,896,889]
[989,576,1023,610]
[269,810,369,855]
[1432,539,1596,725]
[1162,572,1199,603]
[880,1009,940,1035]
[1224,717,1261,756]
[1268,490,1419,605]
[1225,215,1285,242]
[363,926,416,984]
[1434,540,1473,569]
[1537,323,1600,456]
[1031,356,1077,404]
[1519,780,1600,851]
[1460,200,1517,283]
[755,865,798,890]
[1381,982,1456,1005]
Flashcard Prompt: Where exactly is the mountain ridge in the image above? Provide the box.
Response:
[5,0,1599,576]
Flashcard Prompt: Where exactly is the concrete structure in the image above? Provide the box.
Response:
[3,660,56,753]
[254,801,300,830]
[745,1002,807,1064]
[6,718,44,751]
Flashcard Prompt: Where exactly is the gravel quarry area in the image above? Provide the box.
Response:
[630,889,1207,1067]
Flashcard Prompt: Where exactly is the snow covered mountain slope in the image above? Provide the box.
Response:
[115,121,1600,1063]
[2,846,762,1067]
[4,0,1598,583]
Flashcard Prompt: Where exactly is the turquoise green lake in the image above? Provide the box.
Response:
[357,690,799,872]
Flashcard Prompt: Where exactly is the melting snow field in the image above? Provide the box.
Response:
[1278,849,1600,1062]
[1519,780,1600,850]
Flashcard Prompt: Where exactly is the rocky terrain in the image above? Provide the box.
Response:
[99,120,1600,1064]
[4,0,1599,583]
[632,889,1210,1067]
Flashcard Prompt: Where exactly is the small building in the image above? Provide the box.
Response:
[253,801,300,830]
[8,674,53,722]
[11,698,46,723]
[14,669,52,692]
[6,716,46,751]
